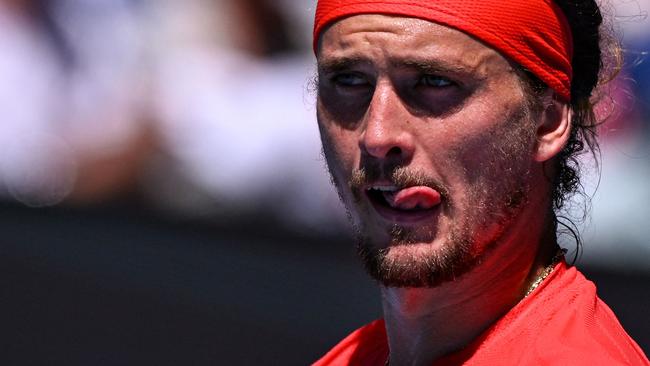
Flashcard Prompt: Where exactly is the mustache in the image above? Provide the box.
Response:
[349,164,449,198]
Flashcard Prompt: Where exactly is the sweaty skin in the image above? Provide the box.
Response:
[317,14,571,365]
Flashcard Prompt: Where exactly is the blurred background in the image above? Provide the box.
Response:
[0,0,647,364]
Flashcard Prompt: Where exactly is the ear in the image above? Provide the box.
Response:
[534,97,572,163]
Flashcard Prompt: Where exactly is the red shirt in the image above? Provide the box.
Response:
[313,262,649,365]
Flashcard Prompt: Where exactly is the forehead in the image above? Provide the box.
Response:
[318,14,512,76]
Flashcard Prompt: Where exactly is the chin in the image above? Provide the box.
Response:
[354,210,515,288]
[355,228,472,288]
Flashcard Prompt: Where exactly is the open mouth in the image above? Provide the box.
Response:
[365,185,442,223]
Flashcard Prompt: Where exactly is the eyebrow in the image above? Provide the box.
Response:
[394,59,471,74]
[317,56,370,74]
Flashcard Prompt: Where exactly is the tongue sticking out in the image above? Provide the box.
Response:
[383,187,441,210]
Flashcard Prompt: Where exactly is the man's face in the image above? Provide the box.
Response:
[316,15,544,288]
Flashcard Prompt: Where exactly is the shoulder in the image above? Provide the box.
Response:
[456,263,649,366]
[312,319,388,366]
[513,264,649,365]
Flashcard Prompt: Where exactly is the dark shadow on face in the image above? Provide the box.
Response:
[317,73,474,131]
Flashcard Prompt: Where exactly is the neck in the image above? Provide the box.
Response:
[381,210,559,366]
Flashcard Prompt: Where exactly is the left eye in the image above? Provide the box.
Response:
[418,75,453,87]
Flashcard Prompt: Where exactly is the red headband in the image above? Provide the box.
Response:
[313,0,574,102]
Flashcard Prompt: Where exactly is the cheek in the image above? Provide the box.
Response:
[419,120,493,183]
[442,126,494,171]
[318,110,360,170]
[318,117,370,223]
[436,98,534,168]
[421,104,536,209]
[318,129,360,200]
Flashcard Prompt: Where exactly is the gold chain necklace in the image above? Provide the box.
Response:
[524,247,566,297]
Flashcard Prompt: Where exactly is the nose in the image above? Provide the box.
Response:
[360,80,415,161]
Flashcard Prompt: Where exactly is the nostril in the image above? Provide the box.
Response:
[387,146,402,157]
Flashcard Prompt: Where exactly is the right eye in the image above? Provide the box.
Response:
[330,73,369,87]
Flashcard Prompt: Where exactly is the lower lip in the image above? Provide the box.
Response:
[368,196,441,225]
